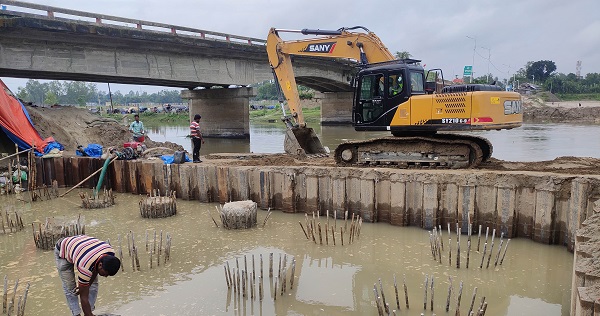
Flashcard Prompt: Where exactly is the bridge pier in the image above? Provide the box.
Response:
[318,92,353,125]
[182,87,255,138]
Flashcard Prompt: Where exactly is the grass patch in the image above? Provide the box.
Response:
[556,93,600,101]
[102,112,190,125]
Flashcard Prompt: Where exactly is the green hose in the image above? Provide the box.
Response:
[94,156,112,196]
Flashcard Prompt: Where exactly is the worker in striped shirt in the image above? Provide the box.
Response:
[190,113,205,163]
[55,235,121,316]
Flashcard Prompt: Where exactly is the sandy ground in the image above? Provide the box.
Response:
[22,101,600,175]
[522,96,600,123]
[27,105,183,156]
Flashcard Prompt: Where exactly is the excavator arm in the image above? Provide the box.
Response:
[266,27,396,156]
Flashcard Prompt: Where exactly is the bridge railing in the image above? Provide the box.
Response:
[0,0,267,45]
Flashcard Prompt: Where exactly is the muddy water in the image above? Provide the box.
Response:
[147,123,600,161]
[0,192,572,315]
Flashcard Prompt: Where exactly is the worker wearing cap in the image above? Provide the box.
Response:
[190,114,205,163]
[55,235,121,316]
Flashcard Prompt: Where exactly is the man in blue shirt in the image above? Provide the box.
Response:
[129,114,145,142]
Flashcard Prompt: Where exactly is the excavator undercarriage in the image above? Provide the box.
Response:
[334,134,493,169]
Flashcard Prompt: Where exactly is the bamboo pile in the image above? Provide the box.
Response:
[29,181,59,202]
[32,215,85,250]
[219,200,257,229]
[2,276,30,316]
[223,252,296,307]
[298,210,362,246]
[120,230,173,272]
[79,189,115,209]
[0,210,25,234]
[372,273,488,316]
[139,190,177,218]
[428,223,511,270]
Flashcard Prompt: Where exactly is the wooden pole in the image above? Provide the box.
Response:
[486,230,495,268]
[479,242,487,269]
[423,275,428,310]
[0,148,30,165]
[494,238,504,266]
[379,278,389,314]
[3,275,7,314]
[403,274,409,309]
[500,239,511,265]
[394,274,400,310]
[468,287,478,315]
[430,276,434,311]
[374,284,384,316]
[439,224,444,250]
[446,276,453,312]
[299,222,309,239]
[455,281,463,316]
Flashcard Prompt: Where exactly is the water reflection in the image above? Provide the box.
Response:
[146,123,600,162]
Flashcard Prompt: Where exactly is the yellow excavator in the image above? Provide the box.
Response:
[266,26,522,168]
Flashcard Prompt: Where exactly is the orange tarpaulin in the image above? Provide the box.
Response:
[0,79,54,153]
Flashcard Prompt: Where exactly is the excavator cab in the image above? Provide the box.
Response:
[353,60,417,130]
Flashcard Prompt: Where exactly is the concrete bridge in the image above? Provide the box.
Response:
[0,0,355,137]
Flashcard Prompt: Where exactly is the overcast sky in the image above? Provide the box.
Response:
[2,0,599,93]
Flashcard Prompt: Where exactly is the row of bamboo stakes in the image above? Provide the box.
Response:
[139,190,177,218]
[428,223,511,269]
[0,210,24,234]
[223,253,296,303]
[79,189,115,209]
[298,210,362,246]
[115,230,173,272]
[2,276,30,316]
[32,215,85,250]
[373,274,488,316]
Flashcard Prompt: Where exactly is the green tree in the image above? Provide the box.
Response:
[17,80,48,105]
[526,60,556,83]
[44,91,58,105]
[395,51,412,59]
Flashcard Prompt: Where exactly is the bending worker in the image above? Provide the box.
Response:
[55,235,121,316]
[129,114,145,142]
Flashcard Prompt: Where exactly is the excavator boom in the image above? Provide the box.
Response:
[266,27,396,157]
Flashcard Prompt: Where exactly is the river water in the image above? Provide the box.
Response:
[0,191,572,315]
[147,122,600,162]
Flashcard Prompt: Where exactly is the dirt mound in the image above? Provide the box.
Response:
[27,105,183,154]
[524,106,600,123]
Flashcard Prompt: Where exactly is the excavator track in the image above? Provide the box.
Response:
[334,134,493,169]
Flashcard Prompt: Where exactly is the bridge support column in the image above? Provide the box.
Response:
[319,92,353,125]
[182,87,255,138]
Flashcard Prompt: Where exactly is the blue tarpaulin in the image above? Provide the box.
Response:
[160,154,191,164]
[76,143,103,157]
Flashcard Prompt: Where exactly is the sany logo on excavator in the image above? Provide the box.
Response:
[300,42,336,53]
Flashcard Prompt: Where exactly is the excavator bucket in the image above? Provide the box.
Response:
[284,127,328,157]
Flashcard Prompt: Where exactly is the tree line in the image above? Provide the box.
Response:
[15,80,182,106]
